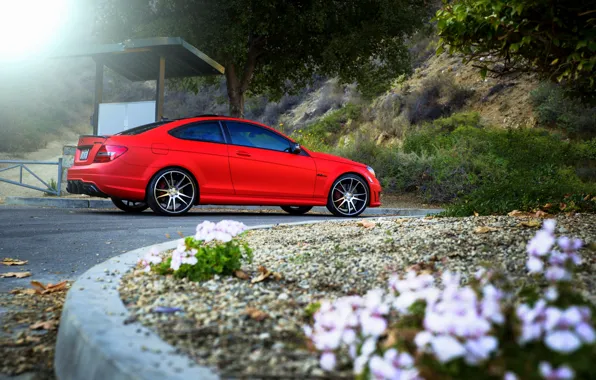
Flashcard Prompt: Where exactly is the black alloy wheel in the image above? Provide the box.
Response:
[326,173,369,217]
[147,168,197,216]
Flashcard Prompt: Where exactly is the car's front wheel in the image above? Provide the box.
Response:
[280,206,313,215]
[147,168,197,216]
[326,174,369,217]
[111,197,149,213]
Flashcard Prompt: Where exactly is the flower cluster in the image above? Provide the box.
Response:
[170,242,198,271]
[138,246,162,272]
[195,220,247,243]
[525,219,581,283]
[413,271,504,365]
[138,220,249,276]
[307,219,595,380]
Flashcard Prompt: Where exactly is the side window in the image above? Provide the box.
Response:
[170,122,225,143]
[226,122,291,152]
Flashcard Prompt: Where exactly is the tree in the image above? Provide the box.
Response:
[96,0,430,117]
[434,0,596,92]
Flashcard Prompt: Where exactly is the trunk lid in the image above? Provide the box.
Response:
[74,135,108,165]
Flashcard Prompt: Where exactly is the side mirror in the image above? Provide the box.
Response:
[290,142,301,154]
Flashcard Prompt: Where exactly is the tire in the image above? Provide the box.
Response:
[146,168,198,216]
[280,206,313,215]
[326,173,369,217]
[111,197,149,213]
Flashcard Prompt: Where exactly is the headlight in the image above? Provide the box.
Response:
[366,166,376,177]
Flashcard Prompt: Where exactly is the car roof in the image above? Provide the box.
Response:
[164,115,294,140]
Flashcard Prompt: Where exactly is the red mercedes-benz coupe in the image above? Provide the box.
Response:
[67,116,382,216]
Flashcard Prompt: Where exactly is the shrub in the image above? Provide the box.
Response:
[306,220,596,379]
[404,76,474,125]
[397,113,595,214]
[530,82,596,136]
[293,104,362,150]
[141,221,253,282]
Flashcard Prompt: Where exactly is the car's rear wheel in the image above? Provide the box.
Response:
[147,168,197,216]
[280,206,313,215]
[111,197,148,213]
[326,174,369,217]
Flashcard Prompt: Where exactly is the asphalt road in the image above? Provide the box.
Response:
[0,206,338,293]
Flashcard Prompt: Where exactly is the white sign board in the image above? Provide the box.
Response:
[98,101,156,135]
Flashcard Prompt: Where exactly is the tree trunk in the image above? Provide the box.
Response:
[224,37,261,118]
[225,63,245,118]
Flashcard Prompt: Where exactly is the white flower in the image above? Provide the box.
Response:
[464,336,498,364]
[544,330,581,354]
[415,331,433,348]
[543,219,556,233]
[504,372,518,380]
[527,230,555,257]
[527,256,545,273]
[545,287,559,301]
[430,335,466,363]
[538,362,574,380]
[319,351,336,371]
[369,355,398,379]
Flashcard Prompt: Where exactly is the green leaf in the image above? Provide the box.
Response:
[551,58,559,65]
[480,67,488,79]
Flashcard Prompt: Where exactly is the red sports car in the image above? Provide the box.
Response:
[67,116,382,216]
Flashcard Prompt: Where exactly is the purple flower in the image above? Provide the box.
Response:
[538,362,574,380]
[430,335,466,363]
[527,256,545,273]
[527,230,555,257]
[575,323,596,344]
[545,266,570,282]
[544,330,581,353]
[504,372,518,380]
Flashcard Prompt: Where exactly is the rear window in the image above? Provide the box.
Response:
[170,122,225,143]
[116,121,168,136]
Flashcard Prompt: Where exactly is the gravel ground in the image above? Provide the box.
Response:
[120,214,596,379]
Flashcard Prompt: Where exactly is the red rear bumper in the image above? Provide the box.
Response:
[67,162,148,201]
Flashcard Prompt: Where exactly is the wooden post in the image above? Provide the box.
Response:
[92,59,104,135]
[155,56,166,121]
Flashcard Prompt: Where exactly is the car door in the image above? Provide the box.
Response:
[168,121,234,195]
[224,121,316,198]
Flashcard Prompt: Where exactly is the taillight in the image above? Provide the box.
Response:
[94,145,128,163]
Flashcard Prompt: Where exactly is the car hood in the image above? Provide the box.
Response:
[308,151,366,167]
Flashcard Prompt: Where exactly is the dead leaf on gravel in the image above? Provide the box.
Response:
[251,266,282,284]
[30,280,68,294]
[535,210,549,218]
[473,212,479,217]
[357,220,376,229]
[508,210,532,217]
[474,226,498,234]
[245,307,269,321]
[1,272,32,278]
[29,320,57,331]
[519,219,541,228]
[1,258,28,266]
[234,270,250,280]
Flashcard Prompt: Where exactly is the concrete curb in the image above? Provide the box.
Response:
[54,216,417,380]
[4,196,444,216]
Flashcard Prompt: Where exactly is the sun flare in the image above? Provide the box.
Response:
[0,0,70,61]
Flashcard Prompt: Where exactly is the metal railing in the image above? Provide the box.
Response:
[0,158,63,196]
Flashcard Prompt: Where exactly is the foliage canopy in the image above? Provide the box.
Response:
[96,0,430,116]
[435,0,596,92]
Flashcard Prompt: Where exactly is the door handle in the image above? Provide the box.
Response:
[236,151,251,157]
